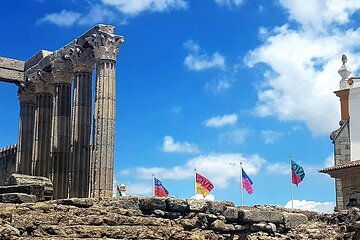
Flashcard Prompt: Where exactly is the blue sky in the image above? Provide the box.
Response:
[2,0,360,211]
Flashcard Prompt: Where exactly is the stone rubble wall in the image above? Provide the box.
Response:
[0,196,356,240]
[0,145,17,185]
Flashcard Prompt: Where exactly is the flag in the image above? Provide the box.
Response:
[291,160,305,186]
[154,177,169,197]
[196,172,214,197]
[116,183,121,197]
[242,168,254,194]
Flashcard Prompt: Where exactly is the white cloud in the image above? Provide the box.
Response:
[266,162,289,175]
[192,194,215,201]
[184,40,225,71]
[204,114,238,128]
[324,154,334,167]
[78,4,117,26]
[122,153,266,188]
[246,2,360,135]
[284,199,334,213]
[219,128,250,144]
[101,0,188,16]
[38,10,81,27]
[204,79,233,93]
[38,0,187,27]
[261,130,283,144]
[125,182,153,196]
[215,0,243,9]
[162,136,200,153]
[279,0,360,32]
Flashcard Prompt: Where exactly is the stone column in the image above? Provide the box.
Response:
[90,31,123,198]
[69,46,94,198]
[16,85,36,174]
[51,60,73,199]
[31,71,54,177]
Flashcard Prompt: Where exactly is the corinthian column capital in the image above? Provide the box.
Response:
[88,32,124,61]
[51,58,73,84]
[17,83,36,104]
[26,70,54,95]
[69,46,95,73]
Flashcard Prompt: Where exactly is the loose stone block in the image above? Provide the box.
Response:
[139,197,166,210]
[283,212,308,229]
[57,198,94,208]
[238,209,284,224]
[223,206,238,223]
[166,197,188,212]
[187,199,208,212]
[0,193,37,203]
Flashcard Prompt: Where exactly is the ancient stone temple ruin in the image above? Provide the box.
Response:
[0,24,124,199]
[319,55,360,210]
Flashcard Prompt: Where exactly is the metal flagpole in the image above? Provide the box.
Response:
[194,168,197,198]
[289,155,294,208]
[152,174,155,197]
[240,162,244,206]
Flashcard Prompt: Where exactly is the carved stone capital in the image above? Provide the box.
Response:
[51,58,73,84]
[17,82,36,104]
[88,32,124,61]
[69,46,95,73]
[26,70,54,95]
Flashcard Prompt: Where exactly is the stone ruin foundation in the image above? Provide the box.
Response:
[0,24,124,199]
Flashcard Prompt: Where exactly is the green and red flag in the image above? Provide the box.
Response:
[291,160,305,186]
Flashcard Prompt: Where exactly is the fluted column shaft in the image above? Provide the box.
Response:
[92,60,116,198]
[16,93,35,174]
[70,72,92,198]
[51,83,72,199]
[32,94,53,177]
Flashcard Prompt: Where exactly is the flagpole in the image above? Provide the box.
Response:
[240,162,244,206]
[289,155,294,209]
[194,168,197,198]
[152,174,155,197]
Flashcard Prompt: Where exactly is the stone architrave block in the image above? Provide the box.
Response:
[238,209,284,224]
[0,193,37,203]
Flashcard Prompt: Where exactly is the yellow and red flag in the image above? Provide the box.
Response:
[196,172,214,197]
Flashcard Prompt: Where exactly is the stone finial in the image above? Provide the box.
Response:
[88,32,124,61]
[69,46,95,73]
[338,54,351,89]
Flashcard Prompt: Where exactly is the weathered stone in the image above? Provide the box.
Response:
[57,198,94,208]
[0,193,36,203]
[207,200,234,214]
[110,196,140,209]
[6,174,53,191]
[283,212,308,229]
[139,197,166,210]
[166,197,188,212]
[211,219,235,232]
[223,206,238,223]
[238,209,284,224]
[0,185,45,201]
[0,224,20,238]
[250,222,268,232]
[187,199,208,212]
